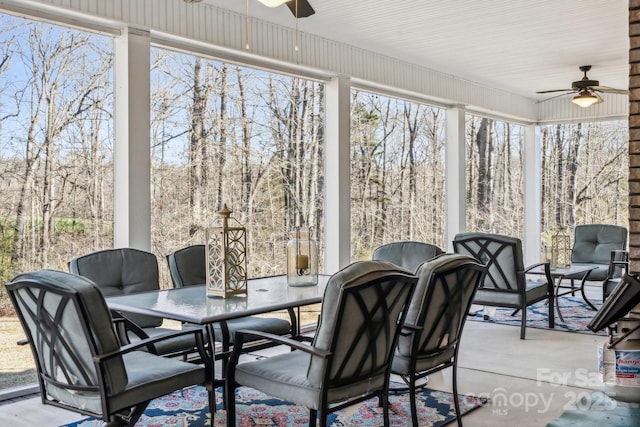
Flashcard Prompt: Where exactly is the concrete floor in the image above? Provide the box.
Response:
[0,317,609,427]
[442,320,604,426]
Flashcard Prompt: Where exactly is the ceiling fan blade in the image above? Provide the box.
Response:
[594,92,604,104]
[591,86,629,95]
[286,0,315,18]
[535,89,574,94]
[536,92,574,103]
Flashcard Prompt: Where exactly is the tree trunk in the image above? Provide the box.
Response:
[476,117,492,229]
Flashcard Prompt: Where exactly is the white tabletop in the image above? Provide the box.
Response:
[106,274,329,325]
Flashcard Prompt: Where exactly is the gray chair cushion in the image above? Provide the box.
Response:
[570,224,627,265]
[234,350,386,410]
[235,350,319,409]
[566,225,627,281]
[372,241,443,273]
[566,263,610,281]
[167,245,206,288]
[69,248,162,328]
[473,280,549,306]
[108,351,205,414]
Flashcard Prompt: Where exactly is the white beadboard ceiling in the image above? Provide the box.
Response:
[202,0,629,104]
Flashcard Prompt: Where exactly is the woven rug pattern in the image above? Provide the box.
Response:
[62,384,486,427]
[468,295,604,335]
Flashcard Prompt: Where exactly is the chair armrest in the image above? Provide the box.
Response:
[234,329,330,358]
[605,250,629,279]
[96,328,207,363]
[524,262,545,273]
[525,262,554,295]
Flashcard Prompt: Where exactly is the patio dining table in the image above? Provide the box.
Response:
[106,274,329,392]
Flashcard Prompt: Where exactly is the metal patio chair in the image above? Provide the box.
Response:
[225,261,417,427]
[391,253,485,427]
[453,232,554,339]
[6,269,212,427]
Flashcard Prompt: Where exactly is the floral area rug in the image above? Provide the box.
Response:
[468,295,605,335]
[61,384,487,426]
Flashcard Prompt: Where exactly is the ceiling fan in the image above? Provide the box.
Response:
[184,0,315,18]
[258,0,315,18]
[536,65,628,108]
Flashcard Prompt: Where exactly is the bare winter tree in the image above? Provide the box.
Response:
[11,26,110,269]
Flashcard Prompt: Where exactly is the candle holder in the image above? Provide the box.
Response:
[286,227,318,287]
[205,204,248,298]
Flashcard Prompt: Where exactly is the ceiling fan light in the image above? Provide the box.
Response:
[258,0,288,7]
[572,91,599,108]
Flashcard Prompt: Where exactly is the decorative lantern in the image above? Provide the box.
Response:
[205,204,248,298]
[551,228,572,269]
[286,227,318,287]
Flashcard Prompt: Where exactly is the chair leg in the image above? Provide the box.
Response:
[225,384,236,427]
[309,408,317,427]
[381,390,390,427]
[207,386,214,420]
[409,375,419,427]
[520,306,527,340]
[452,363,463,427]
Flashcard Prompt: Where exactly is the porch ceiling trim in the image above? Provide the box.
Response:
[3,0,540,121]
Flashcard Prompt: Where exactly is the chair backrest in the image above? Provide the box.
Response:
[7,269,127,412]
[308,261,417,387]
[571,224,628,265]
[166,244,206,288]
[69,248,162,328]
[372,241,444,272]
[395,253,484,361]
[452,232,524,292]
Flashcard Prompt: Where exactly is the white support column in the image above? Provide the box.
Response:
[445,106,466,251]
[324,76,351,274]
[113,28,151,250]
[523,124,542,266]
